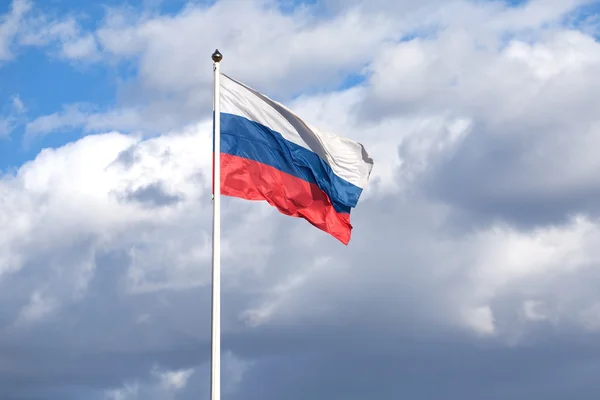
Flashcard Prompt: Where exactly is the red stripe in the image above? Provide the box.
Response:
[220,153,352,245]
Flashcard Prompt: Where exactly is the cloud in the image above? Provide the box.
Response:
[0,117,13,137]
[117,182,184,208]
[4,0,600,399]
[0,0,102,65]
[104,366,194,400]
[0,0,31,62]
[15,290,59,324]
[94,0,396,94]
[0,94,27,138]
[102,351,250,400]
[6,97,600,399]
[18,0,402,138]
[24,104,189,142]
[364,28,600,228]
[24,104,90,138]
[11,95,25,113]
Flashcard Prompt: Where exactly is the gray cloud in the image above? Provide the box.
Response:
[118,182,184,207]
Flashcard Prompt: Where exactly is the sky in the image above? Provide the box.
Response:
[2,0,600,398]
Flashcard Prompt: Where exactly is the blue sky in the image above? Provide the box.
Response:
[0,1,111,169]
[3,0,600,399]
[0,0,210,170]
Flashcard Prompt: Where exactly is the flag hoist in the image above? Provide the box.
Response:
[209,49,373,400]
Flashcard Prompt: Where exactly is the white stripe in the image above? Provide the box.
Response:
[220,73,373,189]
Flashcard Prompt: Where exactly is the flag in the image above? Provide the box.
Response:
[218,73,374,244]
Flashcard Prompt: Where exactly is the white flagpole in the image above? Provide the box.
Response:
[210,48,222,400]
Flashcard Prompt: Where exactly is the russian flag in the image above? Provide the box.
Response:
[218,74,374,245]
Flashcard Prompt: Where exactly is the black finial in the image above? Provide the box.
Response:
[212,49,222,63]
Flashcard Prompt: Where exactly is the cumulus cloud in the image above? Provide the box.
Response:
[4,0,600,399]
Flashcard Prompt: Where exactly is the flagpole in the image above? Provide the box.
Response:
[210,48,222,400]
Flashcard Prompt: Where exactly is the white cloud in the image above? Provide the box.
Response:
[104,354,250,400]
[16,290,58,324]
[0,117,13,137]
[462,305,496,336]
[24,103,195,142]
[11,95,25,113]
[0,0,31,61]
[0,94,27,138]
[105,383,139,400]
[24,104,147,141]
[60,33,98,60]
[521,300,549,322]
[153,366,194,391]
[94,1,396,94]
[24,104,90,138]
[0,0,101,64]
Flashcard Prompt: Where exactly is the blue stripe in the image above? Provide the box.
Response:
[220,112,362,213]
